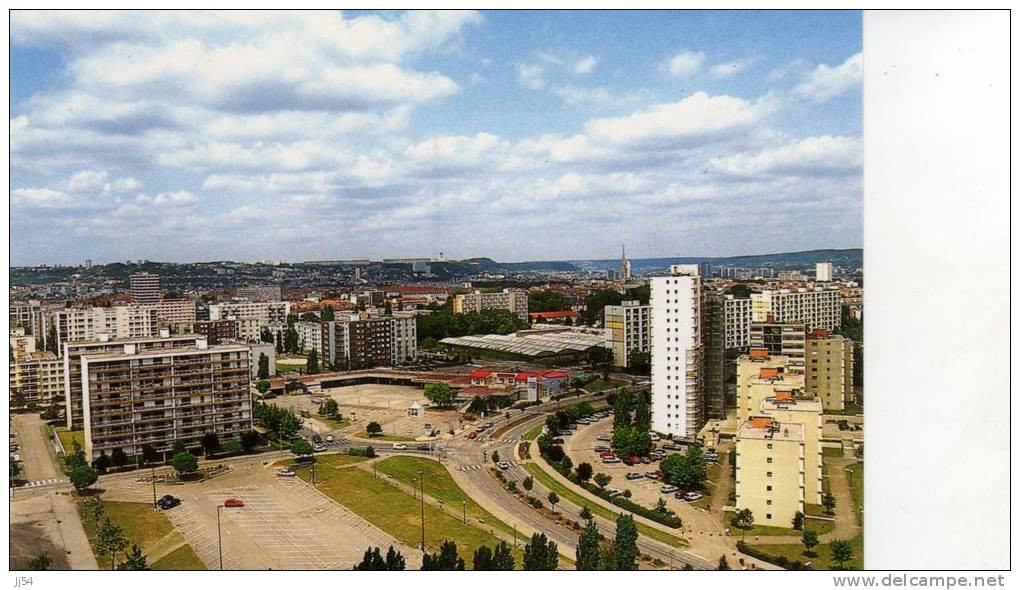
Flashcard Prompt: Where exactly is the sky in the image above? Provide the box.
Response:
[9,10,862,265]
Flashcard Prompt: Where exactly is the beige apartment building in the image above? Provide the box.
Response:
[805,330,854,412]
[603,300,650,368]
[723,295,753,349]
[208,301,290,326]
[391,313,418,366]
[751,287,841,331]
[453,289,528,320]
[10,332,64,405]
[735,417,806,528]
[749,321,807,367]
[80,338,251,460]
[154,298,197,325]
[55,305,159,350]
[736,351,805,424]
[761,394,824,505]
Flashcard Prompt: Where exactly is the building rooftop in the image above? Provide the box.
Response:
[762,396,823,413]
[81,342,248,361]
[738,418,804,442]
[440,327,604,358]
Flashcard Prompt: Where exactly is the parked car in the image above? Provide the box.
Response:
[644,471,659,480]
[223,498,245,508]
[156,495,181,510]
[467,431,478,439]
[704,453,720,463]
[599,450,615,457]
[312,444,327,452]
[325,435,334,443]
[416,443,431,450]
[602,457,621,464]
[276,469,296,477]
[497,461,510,470]
[683,492,703,502]
[596,434,611,442]
[393,443,408,450]
[484,422,494,428]
[594,445,609,452]
[640,457,652,464]
[625,472,644,480]
[606,489,623,498]
[312,434,323,444]
[656,470,665,479]
[660,484,678,494]
[299,410,311,418]
[662,443,681,451]
[649,433,661,442]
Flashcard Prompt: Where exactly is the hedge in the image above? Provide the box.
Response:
[736,541,813,571]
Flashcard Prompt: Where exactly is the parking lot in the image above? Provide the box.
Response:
[101,460,417,570]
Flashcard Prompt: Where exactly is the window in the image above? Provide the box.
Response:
[766,500,772,506]
[767,471,773,478]
[766,457,773,464]
[766,485,772,492]
[766,513,772,520]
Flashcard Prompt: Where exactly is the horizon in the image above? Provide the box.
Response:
[10,10,862,266]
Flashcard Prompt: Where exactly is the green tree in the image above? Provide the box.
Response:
[822,492,837,515]
[240,430,260,452]
[257,353,270,379]
[829,539,854,569]
[11,391,26,408]
[802,530,820,556]
[593,472,612,489]
[490,541,515,570]
[353,547,386,570]
[10,458,21,482]
[626,349,651,374]
[582,289,624,325]
[171,452,198,476]
[256,380,270,394]
[612,514,639,570]
[547,491,559,512]
[116,544,150,570]
[46,324,58,355]
[522,533,559,570]
[110,448,129,467]
[385,545,406,570]
[27,552,52,571]
[660,444,707,490]
[92,452,112,472]
[528,290,569,313]
[579,505,593,521]
[97,517,129,569]
[632,393,650,430]
[575,518,602,570]
[611,424,652,458]
[492,450,500,464]
[366,421,383,436]
[612,389,632,429]
[421,541,465,570]
[321,305,335,321]
[522,475,534,496]
[291,439,313,458]
[319,398,340,419]
[223,439,243,454]
[70,464,98,492]
[423,382,453,407]
[306,349,320,374]
[472,545,495,570]
[718,555,730,570]
[730,508,754,540]
[200,433,221,458]
[792,511,805,530]
[575,462,593,483]
[172,440,187,455]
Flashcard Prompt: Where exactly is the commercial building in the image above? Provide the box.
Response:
[236,285,283,302]
[751,288,841,331]
[391,313,418,366]
[129,272,161,304]
[815,262,833,282]
[80,338,251,460]
[63,333,207,429]
[749,321,807,367]
[736,351,805,424]
[453,289,529,320]
[701,292,726,420]
[55,305,159,349]
[723,296,753,349]
[650,266,704,438]
[603,300,651,368]
[805,330,854,412]
[735,417,806,528]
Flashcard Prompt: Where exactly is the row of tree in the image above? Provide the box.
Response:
[416,306,529,343]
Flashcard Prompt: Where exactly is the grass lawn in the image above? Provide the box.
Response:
[584,378,628,393]
[847,462,863,525]
[375,456,530,546]
[823,447,845,458]
[752,535,862,570]
[151,544,206,570]
[738,517,834,537]
[76,498,203,570]
[56,428,85,452]
[355,432,416,441]
[522,462,686,548]
[523,423,545,441]
[319,416,352,430]
[288,455,525,569]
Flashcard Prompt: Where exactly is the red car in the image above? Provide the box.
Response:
[223,498,245,508]
[467,431,478,439]
[599,451,615,458]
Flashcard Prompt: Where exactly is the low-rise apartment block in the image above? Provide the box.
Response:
[751,287,841,331]
[735,417,806,529]
[11,349,64,406]
[805,330,854,412]
[749,321,807,367]
[603,300,650,368]
[736,351,805,424]
[724,295,753,349]
[761,394,823,505]
[55,305,159,350]
[453,288,529,320]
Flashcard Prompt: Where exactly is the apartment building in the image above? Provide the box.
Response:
[10,327,36,361]
[391,313,418,366]
[348,318,393,370]
[702,292,726,420]
[321,320,350,369]
[248,342,276,379]
[805,330,854,412]
[193,320,239,345]
[735,417,805,528]
[603,300,651,368]
[55,305,159,349]
[453,289,529,320]
[80,338,251,460]
[154,298,197,325]
[295,321,324,356]
[236,285,282,302]
[723,295,753,349]
[129,272,161,304]
[63,333,207,429]
[208,301,290,325]
[815,262,833,282]
[749,321,807,367]
[11,350,64,405]
[761,394,824,505]
[751,288,841,331]
[736,351,806,424]
[650,267,704,437]
[10,300,59,344]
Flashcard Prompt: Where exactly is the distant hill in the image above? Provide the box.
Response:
[571,248,862,274]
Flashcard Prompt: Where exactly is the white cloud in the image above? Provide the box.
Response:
[793,53,862,102]
[710,58,756,78]
[710,135,862,176]
[516,64,546,90]
[135,190,196,206]
[65,170,109,192]
[550,85,647,108]
[665,51,706,77]
[574,55,597,75]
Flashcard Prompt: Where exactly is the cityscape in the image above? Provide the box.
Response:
[9,10,864,573]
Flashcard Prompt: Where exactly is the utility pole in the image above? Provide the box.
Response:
[462,500,466,524]
[417,469,425,552]
[311,461,315,485]
[217,505,224,571]
[151,466,157,509]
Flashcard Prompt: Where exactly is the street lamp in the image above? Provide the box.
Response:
[151,465,157,509]
[216,505,224,571]
[416,469,425,551]
[461,500,466,524]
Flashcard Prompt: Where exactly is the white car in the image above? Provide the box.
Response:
[325,435,334,443]
[276,468,297,477]
[606,489,623,498]
[684,491,704,502]
[602,456,621,464]
[497,461,510,470]
[392,443,408,450]
[660,484,678,494]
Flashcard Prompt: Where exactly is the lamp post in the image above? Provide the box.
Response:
[216,505,224,570]
[417,469,425,551]
[461,500,466,524]
[151,466,157,509]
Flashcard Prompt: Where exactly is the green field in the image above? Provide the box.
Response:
[151,544,206,570]
[521,462,686,548]
[56,428,85,452]
[355,432,417,441]
[288,455,526,569]
[847,462,863,525]
[76,499,204,570]
[523,423,545,441]
[584,378,628,393]
[738,517,834,537]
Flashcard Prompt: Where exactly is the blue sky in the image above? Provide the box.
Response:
[9,10,862,265]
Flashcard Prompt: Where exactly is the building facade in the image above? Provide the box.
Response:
[390,313,418,366]
[650,268,704,437]
[749,322,807,367]
[723,295,753,349]
[154,298,197,325]
[805,331,854,412]
[701,291,726,420]
[80,339,251,460]
[453,289,529,320]
[603,300,651,368]
[347,318,393,370]
[751,288,841,331]
[815,262,833,282]
[193,320,239,345]
[735,418,806,529]
[55,305,159,349]
[736,352,805,424]
[236,285,283,302]
[11,350,64,405]
[208,301,290,325]
[249,342,276,379]
[129,272,161,304]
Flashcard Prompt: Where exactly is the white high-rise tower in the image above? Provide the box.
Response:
[650,265,704,437]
